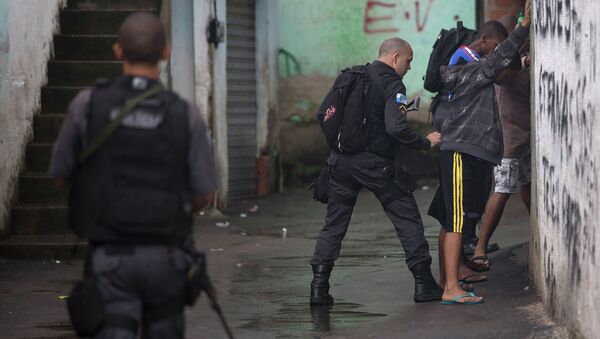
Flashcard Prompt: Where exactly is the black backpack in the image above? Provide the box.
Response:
[316,64,383,154]
[423,21,478,93]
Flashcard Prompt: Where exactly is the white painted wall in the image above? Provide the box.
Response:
[193,0,211,124]
[0,0,62,236]
[171,0,196,105]
[255,0,278,155]
[532,0,600,336]
[211,0,229,206]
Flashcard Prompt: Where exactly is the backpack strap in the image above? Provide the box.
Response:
[77,83,164,164]
[365,64,385,107]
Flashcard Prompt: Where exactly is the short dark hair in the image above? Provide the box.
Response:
[480,20,509,40]
[118,12,166,65]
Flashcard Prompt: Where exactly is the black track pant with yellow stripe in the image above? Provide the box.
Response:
[428,151,493,233]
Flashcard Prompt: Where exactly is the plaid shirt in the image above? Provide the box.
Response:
[438,24,529,164]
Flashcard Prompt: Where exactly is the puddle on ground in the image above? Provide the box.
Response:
[239,301,387,338]
[30,289,59,293]
[227,253,393,337]
[35,322,73,331]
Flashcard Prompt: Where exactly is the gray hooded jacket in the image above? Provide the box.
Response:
[439,24,529,164]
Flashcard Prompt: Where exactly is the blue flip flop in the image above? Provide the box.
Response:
[441,293,484,305]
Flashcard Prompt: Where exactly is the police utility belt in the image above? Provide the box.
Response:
[67,246,211,337]
[310,159,417,204]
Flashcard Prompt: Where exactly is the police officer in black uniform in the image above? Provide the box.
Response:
[50,13,218,338]
[310,38,443,304]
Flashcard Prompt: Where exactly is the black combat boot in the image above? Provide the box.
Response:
[310,264,334,305]
[410,262,443,303]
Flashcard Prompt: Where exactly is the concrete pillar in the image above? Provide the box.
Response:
[192,0,211,123]
[212,0,229,206]
[254,0,279,193]
[170,0,196,104]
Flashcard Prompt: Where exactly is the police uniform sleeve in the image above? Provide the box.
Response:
[187,103,219,195]
[383,80,431,150]
[49,89,92,179]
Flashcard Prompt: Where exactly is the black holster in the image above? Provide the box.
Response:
[185,250,213,306]
[309,167,330,204]
[392,165,417,193]
[67,276,106,337]
[67,250,138,336]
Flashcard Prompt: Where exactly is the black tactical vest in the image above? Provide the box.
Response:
[69,76,192,245]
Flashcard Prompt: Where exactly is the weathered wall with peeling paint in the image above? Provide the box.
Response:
[0,0,62,236]
[277,0,476,180]
[278,0,476,93]
[532,0,600,336]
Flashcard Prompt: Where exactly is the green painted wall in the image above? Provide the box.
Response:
[278,0,476,96]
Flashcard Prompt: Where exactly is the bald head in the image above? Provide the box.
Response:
[377,38,413,78]
[118,12,167,65]
[378,38,412,57]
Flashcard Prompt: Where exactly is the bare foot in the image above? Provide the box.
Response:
[442,286,483,304]
[458,263,477,279]
[458,264,487,283]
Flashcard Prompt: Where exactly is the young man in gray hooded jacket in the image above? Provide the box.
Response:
[427,0,532,305]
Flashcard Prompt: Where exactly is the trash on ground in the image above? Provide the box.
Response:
[215,221,230,228]
[240,232,248,236]
[523,286,530,291]
[240,213,248,218]
[210,248,224,252]
[55,260,61,264]
[282,228,288,238]
[421,185,430,191]
[198,211,205,216]
[249,205,259,212]
[236,263,243,268]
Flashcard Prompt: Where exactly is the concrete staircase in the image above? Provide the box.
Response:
[1,0,160,258]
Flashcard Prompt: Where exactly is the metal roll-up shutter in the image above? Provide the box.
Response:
[227,0,257,200]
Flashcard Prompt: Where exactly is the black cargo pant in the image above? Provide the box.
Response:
[91,245,192,339]
[310,152,432,270]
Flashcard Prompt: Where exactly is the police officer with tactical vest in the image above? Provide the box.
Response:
[50,13,218,338]
[311,38,443,304]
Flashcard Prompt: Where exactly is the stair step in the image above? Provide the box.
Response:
[68,0,159,10]
[60,9,158,35]
[42,86,88,114]
[33,114,64,143]
[25,143,53,173]
[11,205,69,235]
[54,35,117,61]
[0,234,86,259]
[18,173,69,205]
[47,60,122,87]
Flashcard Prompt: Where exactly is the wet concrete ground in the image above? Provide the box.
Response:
[0,184,566,338]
